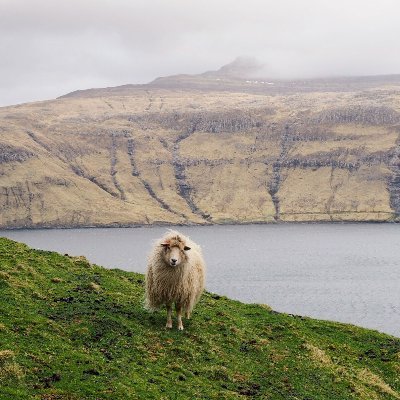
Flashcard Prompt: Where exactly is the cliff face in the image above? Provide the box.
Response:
[0,78,399,228]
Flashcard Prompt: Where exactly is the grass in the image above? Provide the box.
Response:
[0,237,399,399]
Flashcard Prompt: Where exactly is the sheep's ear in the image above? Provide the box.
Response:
[184,246,191,251]
[161,242,170,248]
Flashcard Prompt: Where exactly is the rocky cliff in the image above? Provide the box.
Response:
[1,65,399,228]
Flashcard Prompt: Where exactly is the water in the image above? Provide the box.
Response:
[1,224,399,336]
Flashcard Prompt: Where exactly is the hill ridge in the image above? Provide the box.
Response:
[58,59,400,99]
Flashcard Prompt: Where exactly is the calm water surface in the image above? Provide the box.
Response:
[1,224,399,336]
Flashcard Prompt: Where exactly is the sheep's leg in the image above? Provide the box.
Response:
[166,302,173,329]
[175,303,184,330]
[185,304,192,319]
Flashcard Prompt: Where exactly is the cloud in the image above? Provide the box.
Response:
[1,0,400,106]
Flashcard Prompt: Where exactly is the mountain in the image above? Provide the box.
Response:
[59,57,400,99]
[204,56,264,78]
[0,60,399,228]
[1,237,399,399]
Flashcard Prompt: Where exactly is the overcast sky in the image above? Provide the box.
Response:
[1,0,400,106]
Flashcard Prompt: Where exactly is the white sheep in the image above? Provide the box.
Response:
[145,230,206,330]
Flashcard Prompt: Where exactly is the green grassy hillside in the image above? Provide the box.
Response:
[0,237,399,399]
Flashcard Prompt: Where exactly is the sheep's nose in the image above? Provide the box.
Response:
[171,259,177,264]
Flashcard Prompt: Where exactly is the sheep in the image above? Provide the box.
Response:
[145,230,206,330]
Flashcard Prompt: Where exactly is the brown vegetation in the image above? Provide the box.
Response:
[0,76,399,228]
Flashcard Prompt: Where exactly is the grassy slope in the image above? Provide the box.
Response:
[0,237,399,400]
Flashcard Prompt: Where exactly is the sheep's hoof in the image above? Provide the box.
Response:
[178,325,184,331]
[166,321,173,329]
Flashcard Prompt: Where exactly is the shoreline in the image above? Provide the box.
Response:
[0,218,398,232]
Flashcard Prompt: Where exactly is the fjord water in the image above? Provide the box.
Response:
[1,224,399,336]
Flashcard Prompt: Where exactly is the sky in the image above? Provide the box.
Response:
[1,0,400,106]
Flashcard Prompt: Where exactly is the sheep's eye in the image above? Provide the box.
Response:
[184,246,191,251]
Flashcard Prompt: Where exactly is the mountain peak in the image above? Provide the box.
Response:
[212,56,264,78]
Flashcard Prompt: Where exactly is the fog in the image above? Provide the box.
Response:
[1,0,399,106]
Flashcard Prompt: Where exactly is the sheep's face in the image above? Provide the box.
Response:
[161,238,191,267]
